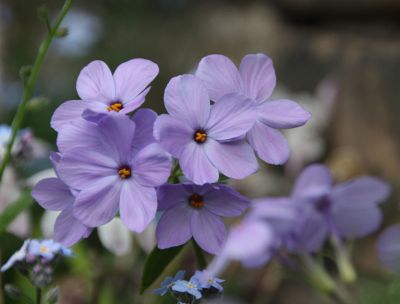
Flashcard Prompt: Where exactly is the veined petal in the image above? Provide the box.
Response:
[180,142,219,185]
[164,74,210,129]
[206,93,257,141]
[73,176,121,227]
[257,100,311,129]
[247,121,290,165]
[205,139,258,180]
[119,180,157,233]
[131,108,157,152]
[157,184,191,211]
[156,203,193,249]
[204,185,250,217]
[32,178,74,211]
[114,59,158,103]
[153,114,193,158]
[76,60,115,101]
[191,211,226,254]
[239,53,276,103]
[195,54,243,101]
[292,164,332,199]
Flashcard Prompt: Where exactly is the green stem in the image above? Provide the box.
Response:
[331,236,357,284]
[192,240,207,269]
[0,0,73,183]
[35,287,41,304]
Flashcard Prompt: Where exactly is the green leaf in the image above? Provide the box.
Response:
[0,191,33,233]
[140,245,184,294]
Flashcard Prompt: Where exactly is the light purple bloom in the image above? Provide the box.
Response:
[377,224,400,273]
[156,183,250,254]
[288,164,390,253]
[51,59,158,131]
[154,74,258,185]
[191,270,224,292]
[195,53,311,165]
[57,113,172,232]
[0,239,30,272]
[172,279,202,300]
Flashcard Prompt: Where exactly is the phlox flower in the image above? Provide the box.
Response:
[154,74,258,185]
[195,53,311,165]
[51,58,158,131]
[156,183,250,254]
[377,224,400,273]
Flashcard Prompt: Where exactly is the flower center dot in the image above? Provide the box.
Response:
[189,193,204,209]
[193,130,207,144]
[118,166,131,179]
[107,101,123,112]
[39,246,49,254]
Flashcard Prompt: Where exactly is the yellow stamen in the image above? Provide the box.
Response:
[194,131,207,143]
[107,102,123,112]
[118,167,131,179]
[39,246,49,254]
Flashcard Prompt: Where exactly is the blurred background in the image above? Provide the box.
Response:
[0,0,399,303]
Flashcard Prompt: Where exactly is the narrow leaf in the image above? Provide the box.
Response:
[0,191,33,233]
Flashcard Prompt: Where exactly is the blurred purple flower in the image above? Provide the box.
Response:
[156,183,250,254]
[288,164,390,253]
[191,270,224,292]
[154,74,258,185]
[51,59,158,131]
[377,224,400,273]
[57,113,172,232]
[195,53,311,165]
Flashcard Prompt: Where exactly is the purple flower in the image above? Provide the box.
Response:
[377,224,400,273]
[154,270,186,296]
[51,59,158,131]
[191,270,224,292]
[156,183,250,254]
[172,279,202,300]
[154,74,258,185]
[57,113,172,232]
[1,240,30,272]
[288,164,390,253]
[195,54,311,165]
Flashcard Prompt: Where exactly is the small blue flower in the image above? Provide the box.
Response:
[0,239,30,272]
[28,239,72,260]
[153,270,185,296]
[191,270,224,292]
[172,279,202,300]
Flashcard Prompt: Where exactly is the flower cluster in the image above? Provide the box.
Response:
[1,239,72,287]
[31,53,311,254]
[154,270,223,303]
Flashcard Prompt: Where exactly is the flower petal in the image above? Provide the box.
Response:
[205,139,258,180]
[120,87,151,115]
[203,184,249,217]
[32,178,74,211]
[132,143,172,187]
[239,53,276,103]
[164,74,210,128]
[131,108,157,152]
[157,184,191,211]
[76,60,115,101]
[257,99,311,129]
[292,164,332,199]
[195,54,243,101]
[73,176,121,227]
[98,217,132,256]
[377,224,400,273]
[156,203,193,249]
[119,180,157,233]
[191,211,226,254]
[113,59,158,103]
[153,114,193,158]
[206,93,256,141]
[180,142,219,185]
[54,206,92,246]
[247,121,290,165]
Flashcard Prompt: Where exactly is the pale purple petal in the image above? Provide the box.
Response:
[153,114,193,158]
[191,211,226,254]
[203,185,250,217]
[164,74,210,129]
[120,87,151,115]
[205,139,258,180]
[32,178,74,211]
[132,143,172,187]
[195,54,243,101]
[292,164,332,199]
[206,93,256,141]
[257,100,311,129]
[180,142,219,185]
[156,204,193,249]
[57,149,117,190]
[113,59,158,103]
[73,176,121,227]
[131,108,157,152]
[54,206,92,246]
[377,224,400,273]
[247,121,290,165]
[239,53,276,103]
[76,60,115,101]
[120,180,157,232]
[157,184,191,211]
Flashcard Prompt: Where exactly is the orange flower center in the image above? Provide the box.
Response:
[194,130,207,143]
[107,101,123,112]
[118,166,131,179]
[189,193,205,209]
